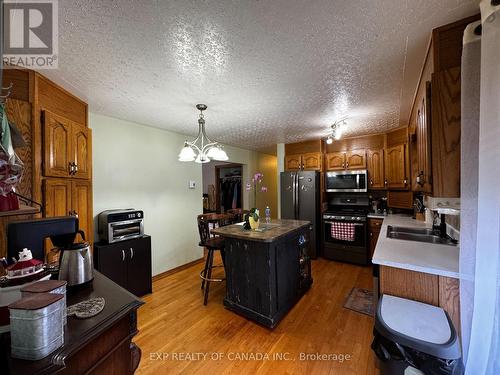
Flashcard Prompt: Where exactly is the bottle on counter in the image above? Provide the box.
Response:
[265,206,271,223]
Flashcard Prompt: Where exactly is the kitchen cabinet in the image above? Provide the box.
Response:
[43,179,93,242]
[345,149,366,169]
[366,149,385,189]
[43,110,92,180]
[325,150,366,171]
[94,236,153,297]
[285,154,302,171]
[285,153,321,171]
[384,144,409,190]
[412,82,433,193]
[325,152,345,170]
[368,218,383,259]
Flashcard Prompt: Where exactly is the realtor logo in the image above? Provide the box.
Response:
[3,0,58,69]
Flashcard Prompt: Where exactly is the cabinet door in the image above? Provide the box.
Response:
[43,111,72,178]
[72,123,92,180]
[95,244,128,289]
[325,152,345,170]
[367,149,385,189]
[368,219,383,259]
[43,179,72,217]
[385,144,408,190]
[285,155,302,171]
[345,149,366,169]
[72,180,93,244]
[126,237,152,297]
[302,152,321,171]
[416,82,432,193]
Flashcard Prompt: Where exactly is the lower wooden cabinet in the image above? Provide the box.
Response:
[43,178,93,243]
[368,218,383,259]
[94,236,152,297]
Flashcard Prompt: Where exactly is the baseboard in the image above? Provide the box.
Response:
[152,257,205,282]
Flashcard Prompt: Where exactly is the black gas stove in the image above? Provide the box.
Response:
[322,194,370,265]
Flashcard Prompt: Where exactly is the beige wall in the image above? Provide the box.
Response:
[90,113,203,276]
[90,112,277,276]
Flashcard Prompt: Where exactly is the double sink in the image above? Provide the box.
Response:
[386,225,458,246]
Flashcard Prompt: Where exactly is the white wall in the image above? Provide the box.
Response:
[89,113,203,276]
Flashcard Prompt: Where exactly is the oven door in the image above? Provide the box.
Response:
[324,220,367,248]
[325,170,367,192]
[108,219,144,243]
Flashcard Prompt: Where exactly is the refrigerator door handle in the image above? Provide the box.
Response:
[295,172,300,219]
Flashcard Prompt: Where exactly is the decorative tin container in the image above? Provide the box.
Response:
[9,293,64,360]
[21,280,67,325]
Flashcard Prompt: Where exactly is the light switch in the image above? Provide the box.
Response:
[189,180,196,189]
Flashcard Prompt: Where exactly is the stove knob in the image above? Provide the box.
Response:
[341,216,345,220]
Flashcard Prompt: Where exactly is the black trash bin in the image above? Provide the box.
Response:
[372,294,463,375]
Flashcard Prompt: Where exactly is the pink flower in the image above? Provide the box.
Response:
[261,186,268,193]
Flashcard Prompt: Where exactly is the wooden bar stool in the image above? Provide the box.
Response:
[197,214,228,305]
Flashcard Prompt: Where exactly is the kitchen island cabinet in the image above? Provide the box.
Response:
[0,272,144,374]
[212,220,312,328]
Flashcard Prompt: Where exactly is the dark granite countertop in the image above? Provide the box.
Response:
[211,219,310,243]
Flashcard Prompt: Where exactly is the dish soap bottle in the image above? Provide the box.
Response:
[265,206,271,223]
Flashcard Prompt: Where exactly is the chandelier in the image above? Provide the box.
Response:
[178,104,229,163]
[326,119,347,144]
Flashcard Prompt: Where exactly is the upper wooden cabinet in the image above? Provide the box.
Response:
[345,150,366,169]
[325,150,366,171]
[414,82,432,193]
[72,122,92,179]
[285,154,301,171]
[285,153,321,171]
[325,152,345,170]
[385,144,408,190]
[43,110,91,180]
[302,152,322,170]
[367,149,385,189]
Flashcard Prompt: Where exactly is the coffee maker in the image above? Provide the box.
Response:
[7,217,94,288]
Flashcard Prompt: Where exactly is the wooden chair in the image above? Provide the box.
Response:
[197,214,228,305]
[226,208,248,224]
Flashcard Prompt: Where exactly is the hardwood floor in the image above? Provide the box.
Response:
[135,256,379,375]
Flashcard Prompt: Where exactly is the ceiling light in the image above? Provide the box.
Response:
[326,136,333,145]
[178,104,229,163]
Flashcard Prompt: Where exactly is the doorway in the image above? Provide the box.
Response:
[202,162,244,213]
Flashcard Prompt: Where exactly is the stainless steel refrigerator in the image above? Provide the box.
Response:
[280,171,320,258]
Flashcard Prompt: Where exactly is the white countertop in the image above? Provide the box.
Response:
[371,214,460,279]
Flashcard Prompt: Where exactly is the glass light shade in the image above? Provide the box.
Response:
[334,127,343,140]
[178,145,196,161]
[195,153,210,164]
[206,146,220,159]
[326,136,333,144]
[213,148,229,161]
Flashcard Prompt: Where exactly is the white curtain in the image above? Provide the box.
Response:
[460,1,500,374]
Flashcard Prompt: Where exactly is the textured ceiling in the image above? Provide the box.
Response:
[45,0,479,150]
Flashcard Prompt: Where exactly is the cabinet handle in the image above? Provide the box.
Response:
[130,247,134,259]
[73,210,78,217]
[346,162,349,168]
[384,179,388,185]
[342,163,345,168]
[370,232,373,237]
[74,163,78,174]
[121,250,125,261]
[370,179,373,185]
[68,162,74,175]
[403,179,408,185]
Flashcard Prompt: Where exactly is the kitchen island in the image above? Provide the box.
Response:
[212,219,312,328]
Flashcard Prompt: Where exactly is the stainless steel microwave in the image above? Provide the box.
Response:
[325,170,368,192]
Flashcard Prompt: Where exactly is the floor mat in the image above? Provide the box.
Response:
[343,287,375,316]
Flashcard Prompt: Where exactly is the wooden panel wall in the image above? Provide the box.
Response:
[380,266,439,305]
[325,133,385,153]
[285,139,322,155]
[0,98,34,259]
[380,266,461,334]
[431,67,461,197]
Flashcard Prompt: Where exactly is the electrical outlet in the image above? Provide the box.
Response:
[189,180,196,189]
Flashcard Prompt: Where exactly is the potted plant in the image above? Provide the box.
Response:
[243,172,268,230]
